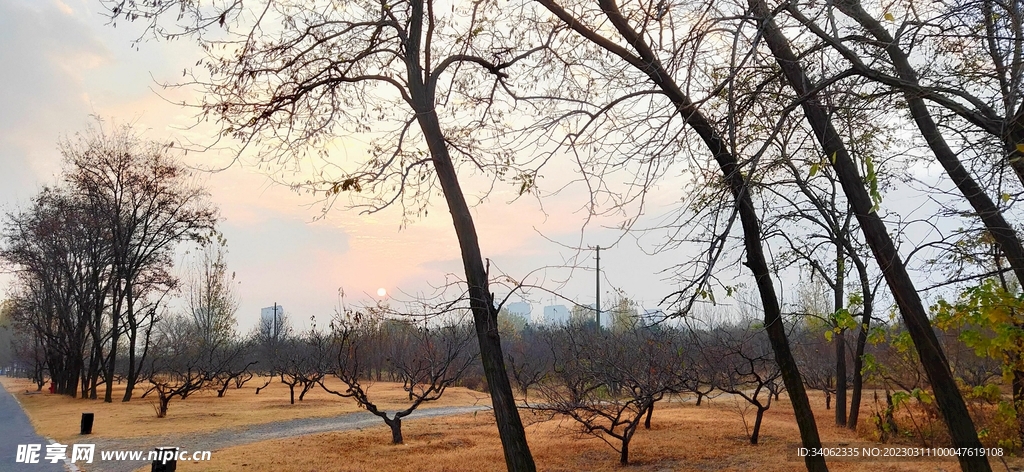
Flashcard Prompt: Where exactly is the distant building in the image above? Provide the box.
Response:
[505,301,532,320]
[261,304,285,338]
[543,305,570,325]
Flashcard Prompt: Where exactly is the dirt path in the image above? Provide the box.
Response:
[87,405,490,472]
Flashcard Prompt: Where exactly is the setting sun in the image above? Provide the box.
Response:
[376,287,387,297]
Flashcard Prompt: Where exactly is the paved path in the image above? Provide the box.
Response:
[0,380,67,472]
[89,404,490,472]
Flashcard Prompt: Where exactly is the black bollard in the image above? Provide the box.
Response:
[151,447,178,472]
[80,413,94,435]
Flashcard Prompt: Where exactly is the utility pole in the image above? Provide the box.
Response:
[595,245,601,330]
[273,302,278,341]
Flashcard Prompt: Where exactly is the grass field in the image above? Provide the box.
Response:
[166,397,1000,472]
[0,375,489,442]
[5,375,1022,471]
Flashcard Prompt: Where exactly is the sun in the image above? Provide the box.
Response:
[376,287,387,297]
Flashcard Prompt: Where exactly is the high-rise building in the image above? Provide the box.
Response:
[260,304,285,338]
[542,305,570,325]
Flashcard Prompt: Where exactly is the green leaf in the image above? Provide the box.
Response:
[883,11,895,21]
[809,163,819,177]
[1016,143,1024,153]
[1002,193,1011,202]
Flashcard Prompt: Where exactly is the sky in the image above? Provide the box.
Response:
[0,0,706,332]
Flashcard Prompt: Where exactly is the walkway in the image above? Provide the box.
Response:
[0,380,68,472]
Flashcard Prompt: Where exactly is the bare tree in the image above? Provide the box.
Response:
[504,325,551,399]
[744,1,990,467]
[145,315,209,418]
[2,187,110,397]
[101,1,547,465]
[61,123,217,402]
[531,2,827,468]
[321,312,477,444]
[709,321,784,445]
[534,323,683,465]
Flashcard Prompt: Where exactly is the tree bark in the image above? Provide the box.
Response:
[749,3,989,470]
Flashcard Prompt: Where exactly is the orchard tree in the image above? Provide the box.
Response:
[535,323,684,465]
[321,312,477,444]
[711,323,784,445]
[145,314,210,418]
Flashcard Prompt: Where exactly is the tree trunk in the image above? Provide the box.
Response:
[835,330,847,426]
[103,280,122,403]
[122,283,137,402]
[751,406,766,445]
[847,262,874,430]
[404,4,535,468]
[387,417,403,445]
[750,3,989,470]
[158,394,169,418]
[645,401,654,429]
[834,245,847,427]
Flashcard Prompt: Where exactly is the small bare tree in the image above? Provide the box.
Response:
[709,321,783,445]
[145,315,208,418]
[321,312,477,444]
[504,325,551,399]
[535,324,684,465]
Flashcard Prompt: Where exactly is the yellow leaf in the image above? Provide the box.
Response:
[1017,143,1024,153]
[884,11,895,21]
[1002,193,1011,202]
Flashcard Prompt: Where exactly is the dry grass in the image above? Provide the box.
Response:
[165,392,1024,472]
[0,375,489,442]
[9,374,1024,471]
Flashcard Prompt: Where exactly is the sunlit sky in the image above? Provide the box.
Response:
[0,0,711,331]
